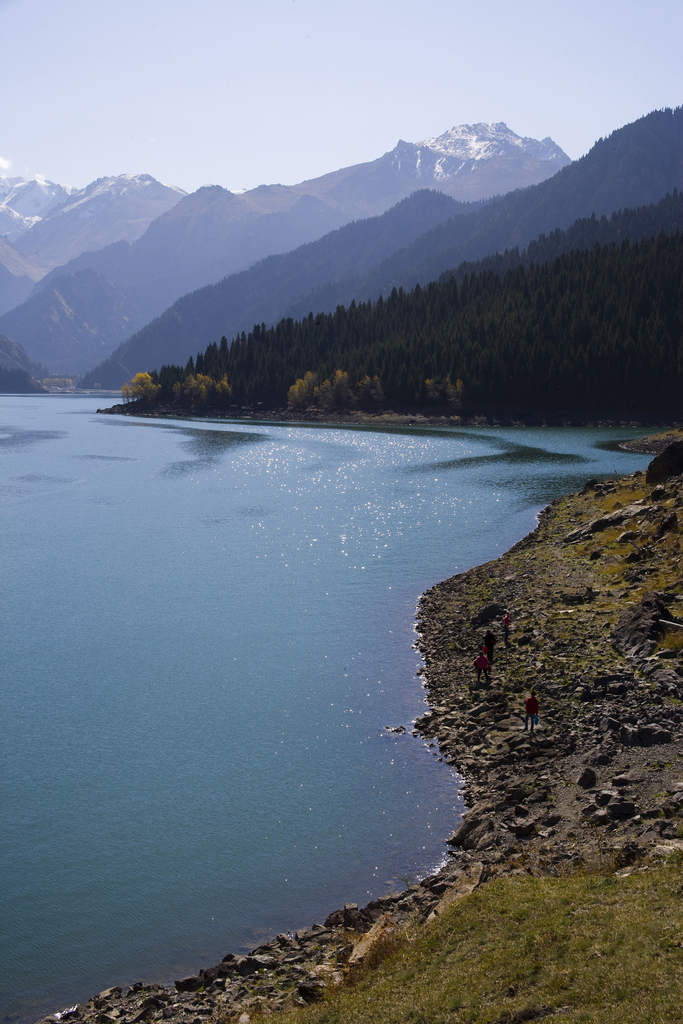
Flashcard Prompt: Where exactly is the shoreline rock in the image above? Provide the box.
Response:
[34,442,683,1023]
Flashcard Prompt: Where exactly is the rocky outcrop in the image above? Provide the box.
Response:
[470,603,504,625]
[611,591,681,659]
[563,501,655,544]
[646,440,683,484]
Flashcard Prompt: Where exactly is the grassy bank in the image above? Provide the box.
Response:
[270,858,683,1024]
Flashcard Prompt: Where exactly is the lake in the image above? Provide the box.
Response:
[0,396,653,1022]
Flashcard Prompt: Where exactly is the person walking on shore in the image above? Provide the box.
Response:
[484,628,496,662]
[474,648,490,685]
[524,689,539,733]
[503,612,510,645]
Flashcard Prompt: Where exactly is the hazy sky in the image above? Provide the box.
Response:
[1,0,681,194]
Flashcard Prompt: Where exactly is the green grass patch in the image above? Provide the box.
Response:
[266,865,683,1024]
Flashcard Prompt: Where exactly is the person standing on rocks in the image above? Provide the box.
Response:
[503,612,510,645]
[474,648,490,685]
[524,689,539,733]
[484,628,496,662]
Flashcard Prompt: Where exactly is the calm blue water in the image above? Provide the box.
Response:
[0,396,653,1022]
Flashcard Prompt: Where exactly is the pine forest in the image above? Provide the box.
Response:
[123,230,683,416]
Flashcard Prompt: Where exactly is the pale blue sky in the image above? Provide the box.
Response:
[1,0,681,193]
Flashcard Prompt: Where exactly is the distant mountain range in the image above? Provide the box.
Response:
[0,175,76,241]
[386,122,568,202]
[77,106,683,389]
[0,268,145,376]
[10,174,187,270]
[0,330,48,377]
[0,173,186,316]
[0,122,569,372]
[27,187,359,328]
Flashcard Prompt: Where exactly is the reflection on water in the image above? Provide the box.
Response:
[77,454,138,462]
[15,474,74,483]
[408,445,590,474]
[0,424,65,451]
[158,426,266,476]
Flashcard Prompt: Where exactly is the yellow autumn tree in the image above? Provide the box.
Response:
[173,374,232,407]
[121,372,161,404]
[287,371,318,409]
[425,376,464,408]
[314,369,352,411]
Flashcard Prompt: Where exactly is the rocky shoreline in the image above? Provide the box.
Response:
[98,401,682,431]
[35,436,683,1024]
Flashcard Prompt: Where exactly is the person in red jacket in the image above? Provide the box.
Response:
[524,690,539,733]
[474,648,490,685]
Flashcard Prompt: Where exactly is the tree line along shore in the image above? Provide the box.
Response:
[104,228,683,424]
[32,433,683,1024]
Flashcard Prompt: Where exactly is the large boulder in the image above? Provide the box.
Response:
[175,976,202,992]
[658,511,679,534]
[236,955,278,976]
[608,801,637,819]
[446,816,482,847]
[509,820,537,837]
[576,767,597,788]
[470,603,503,625]
[638,724,673,746]
[297,980,326,1002]
[611,591,679,659]
[646,440,683,484]
[620,724,641,746]
[464,819,495,850]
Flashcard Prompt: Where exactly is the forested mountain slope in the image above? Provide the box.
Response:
[79,190,464,386]
[284,108,683,320]
[83,107,683,389]
[145,232,683,415]
[285,188,683,320]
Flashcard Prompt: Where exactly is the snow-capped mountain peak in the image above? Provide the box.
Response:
[0,176,77,241]
[387,122,571,198]
[8,173,189,271]
[48,174,187,218]
[419,122,568,164]
[1,173,187,255]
